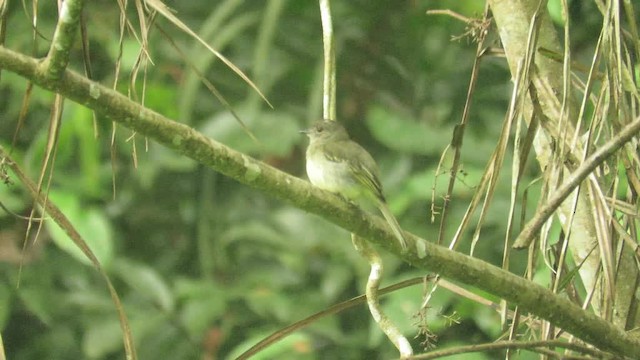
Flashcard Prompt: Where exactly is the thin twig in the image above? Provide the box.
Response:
[433,3,490,246]
[236,277,424,360]
[408,339,613,360]
[425,10,471,23]
[352,234,413,357]
[319,0,336,120]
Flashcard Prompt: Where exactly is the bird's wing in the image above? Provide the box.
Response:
[351,161,385,202]
[323,140,385,201]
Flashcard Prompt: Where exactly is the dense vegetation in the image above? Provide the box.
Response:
[1,1,639,359]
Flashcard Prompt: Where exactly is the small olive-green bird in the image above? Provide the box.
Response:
[302,119,408,250]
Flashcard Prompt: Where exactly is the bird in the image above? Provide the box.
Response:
[301,119,408,251]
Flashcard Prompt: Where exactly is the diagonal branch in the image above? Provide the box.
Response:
[1,45,639,358]
[40,0,86,81]
[513,114,640,248]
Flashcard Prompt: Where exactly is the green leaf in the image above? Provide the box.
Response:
[179,295,226,339]
[547,0,566,25]
[175,278,226,338]
[112,258,175,312]
[366,105,451,155]
[68,104,102,197]
[17,286,59,326]
[83,317,125,359]
[226,331,316,360]
[0,283,11,328]
[200,106,299,156]
[84,311,168,359]
[45,190,114,267]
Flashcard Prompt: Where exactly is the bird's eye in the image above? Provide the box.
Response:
[317,126,324,133]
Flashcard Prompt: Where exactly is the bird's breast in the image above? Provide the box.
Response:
[305,147,360,198]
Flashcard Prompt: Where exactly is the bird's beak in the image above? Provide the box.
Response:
[299,128,310,135]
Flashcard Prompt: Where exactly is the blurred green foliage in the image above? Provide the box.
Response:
[0,0,609,359]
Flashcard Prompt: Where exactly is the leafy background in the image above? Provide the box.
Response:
[0,0,610,359]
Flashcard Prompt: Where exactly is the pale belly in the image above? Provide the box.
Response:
[306,153,363,200]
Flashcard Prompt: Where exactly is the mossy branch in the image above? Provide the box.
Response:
[1,46,639,357]
[40,0,85,81]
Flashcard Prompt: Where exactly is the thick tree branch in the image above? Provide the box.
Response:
[1,45,639,357]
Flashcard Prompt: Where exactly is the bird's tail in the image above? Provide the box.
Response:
[376,200,408,251]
